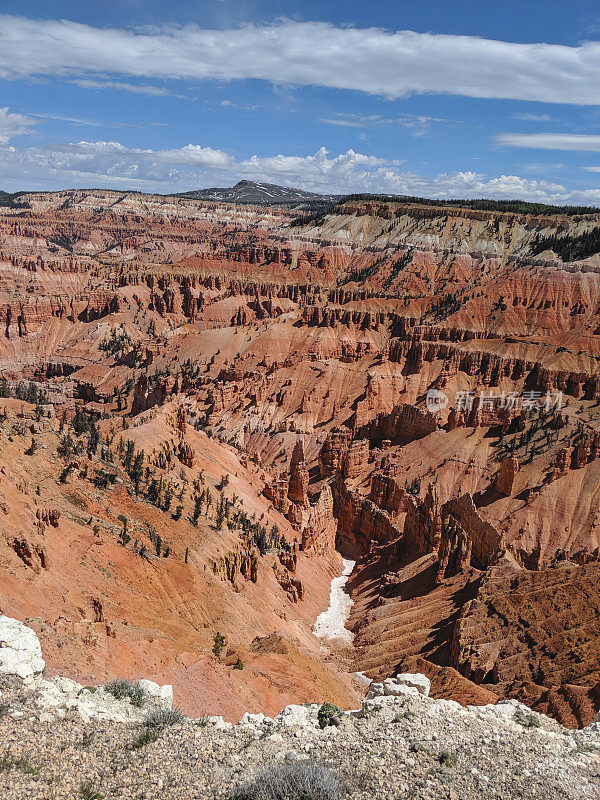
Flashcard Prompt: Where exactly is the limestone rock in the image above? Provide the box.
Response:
[137,679,173,708]
[275,703,319,728]
[391,673,431,697]
[0,615,45,684]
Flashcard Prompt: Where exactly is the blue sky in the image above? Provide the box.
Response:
[0,0,600,201]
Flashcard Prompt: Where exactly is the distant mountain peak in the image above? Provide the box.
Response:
[174,180,340,207]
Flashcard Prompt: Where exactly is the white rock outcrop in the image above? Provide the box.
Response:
[367,672,431,699]
[391,673,431,696]
[0,615,45,684]
[0,615,173,722]
[275,703,320,728]
[137,679,174,708]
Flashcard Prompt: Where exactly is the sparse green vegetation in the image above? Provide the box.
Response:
[104,679,145,707]
[0,751,38,774]
[213,632,226,660]
[99,327,131,357]
[317,702,342,729]
[144,707,184,728]
[410,742,432,755]
[529,226,600,262]
[230,760,342,800]
[439,751,458,768]
[514,708,542,728]
[130,726,160,749]
[79,781,104,800]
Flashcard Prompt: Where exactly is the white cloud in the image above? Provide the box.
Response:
[1,15,600,104]
[30,111,144,129]
[319,118,365,128]
[158,143,233,167]
[1,136,599,204]
[497,133,600,151]
[511,113,552,122]
[220,99,258,111]
[0,106,36,145]
[71,79,186,98]
[319,113,445,136]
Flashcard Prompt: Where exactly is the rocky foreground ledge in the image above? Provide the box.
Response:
[1,616,599,800]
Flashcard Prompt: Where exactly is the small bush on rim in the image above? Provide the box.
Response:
[130,727,160,749]
[104,679,145,707]
[230,760,342,800]
[144,707,184,729]
[317,702,342,729]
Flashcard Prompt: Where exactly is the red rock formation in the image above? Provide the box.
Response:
[403,484,443,556]
[493,455,519,495]
[343,439,370,479]
[177,442,195,468]
[301,486,337,555]
[288,438,309,507]
[36,508,61,528]
[319,427,352,478]
[451,559,600,726]
[3,189,600,726]
[437,516,472,580]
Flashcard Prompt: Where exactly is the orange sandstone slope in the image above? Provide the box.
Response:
[2,190,600,725]
[0,397,358,720]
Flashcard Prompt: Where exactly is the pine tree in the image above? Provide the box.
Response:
[130,450,144,494]
[147,478,159,503]
[123,440,135,469]
[212,632,225,660]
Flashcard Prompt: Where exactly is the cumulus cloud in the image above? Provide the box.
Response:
[497,133,600,151]
[0,106,37,145]
[1,15,600,103]
[1,136,599,204]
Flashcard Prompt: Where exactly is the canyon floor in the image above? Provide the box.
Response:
[1,187,600,731]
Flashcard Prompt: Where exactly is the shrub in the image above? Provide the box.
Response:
[144,707,184,729]
[79,782,104,800]
[514,708,542,728]
[130,726,160,749]
[213,631,226,660]
[104,678,132,700]
[80,732,94,748]
[410,742,431,755]
[317,702,342,729]
[438,751,458,768]
[230,760,342,800]
[0,751,38,774]
[104,679,145,707]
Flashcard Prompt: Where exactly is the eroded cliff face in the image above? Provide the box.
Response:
[2,190,600,726]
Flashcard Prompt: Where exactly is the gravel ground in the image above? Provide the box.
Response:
[0,676,599,800]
